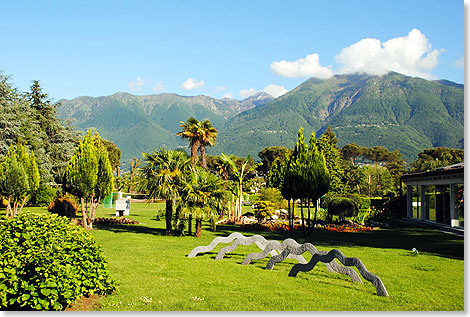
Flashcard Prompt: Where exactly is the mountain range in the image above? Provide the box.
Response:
[58,72,464,167]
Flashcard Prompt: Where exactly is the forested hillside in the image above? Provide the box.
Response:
[213,72,464,163]
[57,72,463,165]
[58,92,273,165]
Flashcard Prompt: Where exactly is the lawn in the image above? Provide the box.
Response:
[19,203,464,311]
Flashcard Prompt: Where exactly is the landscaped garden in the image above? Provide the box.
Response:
[0,80,464,311]
[12,203,464,311]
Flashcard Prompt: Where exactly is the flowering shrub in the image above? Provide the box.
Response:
[242,220,300,232]
[242,220,376,233]
[314,223,376,232]
[93,217,139,225]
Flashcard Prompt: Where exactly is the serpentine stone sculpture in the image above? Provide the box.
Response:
[285,245,389,297]
[264,241,362,284]
[187,232,246,258]
[215,234,306,263]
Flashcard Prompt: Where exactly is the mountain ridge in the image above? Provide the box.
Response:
[58,72,464,165]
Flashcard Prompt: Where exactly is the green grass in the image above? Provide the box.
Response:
[18,203,464,311]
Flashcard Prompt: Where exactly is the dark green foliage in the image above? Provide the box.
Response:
[313,127,342,193]
[326,197,359,221]
[101,138,121,175]
[410,147,464,172]
[266,157,287,189]
[257,146,292,172]
[0,75,79,184]
[30,185,58,207]
[0,212,117,310]
[323,193,370,211]
[48,197,78,218]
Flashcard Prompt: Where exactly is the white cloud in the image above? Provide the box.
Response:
[152,81,164,92]
[262,84,288,98]
[239,88,258,98]
[270,29,443,81]
[454,57,464,68]
[335,28,442,79]
[270,53,334,79]
[216,86,227,91]
[127,77,146,92]
[181,78,204,90]
[222,92,234,99]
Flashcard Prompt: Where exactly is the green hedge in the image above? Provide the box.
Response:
[325,197,359,221]
[0,212,117,311]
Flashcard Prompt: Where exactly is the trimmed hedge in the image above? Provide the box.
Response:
[0,212,117,311]
[326,197,359,221]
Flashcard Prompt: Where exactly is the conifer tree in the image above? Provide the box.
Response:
[306,133,330,227]
[64,130,113,229]
[0,143,40,217]
[315,127,343,193]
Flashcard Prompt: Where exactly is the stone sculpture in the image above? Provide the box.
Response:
[286,245,389,297]
[215,235,306,263]
[187,232,246,258]
[265,242,362,284]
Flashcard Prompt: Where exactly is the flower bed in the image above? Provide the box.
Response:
[314,223,377,232]
[93,217,139,225]
[242,221,377,232]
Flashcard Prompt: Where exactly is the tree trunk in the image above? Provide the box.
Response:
[191,142,199,166]
[238,184,243,221]
[195,217,202,237]
[313,198,318,224]
[5,196,11,217]
[291,200,295,234]
[199,145,207,168]
[80,197,89,229]
[307,198,311,235]
[300,199,305,236]
[188,214,192,236]
[165,199,173,236]
[287,199,291,235]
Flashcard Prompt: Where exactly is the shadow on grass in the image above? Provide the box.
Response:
[212,223,464,260]
[94,220,463,260]
[94,224,167,236]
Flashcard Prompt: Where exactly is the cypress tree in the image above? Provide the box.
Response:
[306,133,330,230]
[0,143,39,217]
[64,130,113,229]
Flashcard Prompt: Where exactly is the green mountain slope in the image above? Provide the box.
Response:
[213,72,464,163]
[58,72,463,166]
[58,92,272,165]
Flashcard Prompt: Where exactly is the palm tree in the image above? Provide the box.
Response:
[198,119,217,168]
[177,117,201,166]
[138,147,191,235]
[176,117,217,168]
[181,167,227,237]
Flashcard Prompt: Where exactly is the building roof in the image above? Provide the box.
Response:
[401,162,464,181]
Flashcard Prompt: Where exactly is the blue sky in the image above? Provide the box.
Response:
[0,0,464,100]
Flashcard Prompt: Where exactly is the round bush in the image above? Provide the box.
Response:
[0,212,117,310]
[326,197,359,221]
